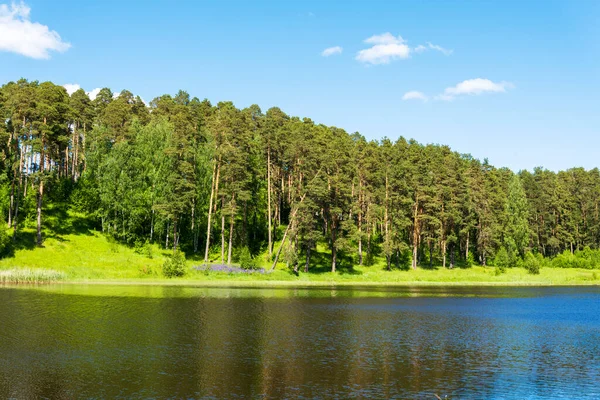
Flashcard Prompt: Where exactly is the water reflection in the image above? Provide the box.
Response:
[0,286,598,398]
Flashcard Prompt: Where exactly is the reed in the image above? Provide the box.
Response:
[0,268,66,283]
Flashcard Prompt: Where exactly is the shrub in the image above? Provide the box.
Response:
[552,250,591,269]
[134,239,153,259]
[138,264,157,276]
[163,250,186,278]
[0,224,10,257]
[466,252,476,267]
[238,247,257,269]
[394,249,412,271]
[282,245,298,270]
[523,252,541,275]
[494,247,509,274]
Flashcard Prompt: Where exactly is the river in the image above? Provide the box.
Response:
[0,285,598,399]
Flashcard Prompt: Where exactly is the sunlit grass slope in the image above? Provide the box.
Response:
[0,204,599,285]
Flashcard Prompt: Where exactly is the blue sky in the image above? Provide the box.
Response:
[1,0,598,172]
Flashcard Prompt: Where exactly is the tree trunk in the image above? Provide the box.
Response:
[385,173,389,244]
[221,197,225,265]
[150,209,154,241]
[304,245,311,273]
[412,197,419,269]
[429,240,433,269]
[24,141,31,197]
[271,222,290,270]
[191,200,197,253]
[270,169,322,271]
[8,178,14,228]
[36,130,46,247]
[12,188,19,241]
[442,241,447,268]
[227,195,235,266]
[36,180,44,246]
[82,123,87,173]
[357,181,364,265]
[65,145,69,179]
[173,219,178,252]
[165,221,169,249]
[465,231,469,261]
[267,145,273,258]
[204,156,220,264]
[331,219,337,273]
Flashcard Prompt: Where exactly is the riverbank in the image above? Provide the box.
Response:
[1,222,599,286]
[1,264,599,287]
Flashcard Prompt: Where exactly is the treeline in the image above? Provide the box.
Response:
[1,78,600,272]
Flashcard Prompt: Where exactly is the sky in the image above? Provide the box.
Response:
[0,0,598,172]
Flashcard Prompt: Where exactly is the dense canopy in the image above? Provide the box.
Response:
[1,79,599,272]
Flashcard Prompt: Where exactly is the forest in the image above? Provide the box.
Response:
[1,78,600,275]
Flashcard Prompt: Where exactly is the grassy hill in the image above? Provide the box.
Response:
[1,204,599,285]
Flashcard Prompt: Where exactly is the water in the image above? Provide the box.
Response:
[0,285,599,399]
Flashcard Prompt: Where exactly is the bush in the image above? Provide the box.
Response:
[134,239,153,259]
[523,252,541,275]
[238,247,257,269]
[0,222,10,257]
[552,250,591,269]
[494,247,509,274]
[163,250,186,278]
[394,249,412,271]
[466,252,475,267]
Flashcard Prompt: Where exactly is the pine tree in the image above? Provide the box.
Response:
[503,174,530,261]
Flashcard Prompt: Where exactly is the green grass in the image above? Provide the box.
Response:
[0,268,66,283]
[1,204,599,286]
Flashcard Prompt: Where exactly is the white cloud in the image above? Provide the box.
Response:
[364,32,403,45]
[426,42,452,56]
[356,33,451,65]
[63,83,80,95]
[402,91,428,101]
[63,85,104,100]
[321,46,342,57]
[356,33,410,65]
[87,88,101,100]
[0,1,70,59]
[436,78,514,101]
[415,42,453,56]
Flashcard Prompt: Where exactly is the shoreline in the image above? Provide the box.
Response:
[11,278,600,288]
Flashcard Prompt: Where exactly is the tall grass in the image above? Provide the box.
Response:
[0,268,66,283]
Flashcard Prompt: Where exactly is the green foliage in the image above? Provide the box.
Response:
[523,252,541,275]
[503,174,530,258]
[2,77,600,280]
[550,248,600,269]
[134,239,153,259]
[238,247,257,269]
[466,252,476,267]
[494,246,509,274]
[162,250,187,278]
[282,244,299,270]
[0,268,66,283]
[394,249,412,271]
[0,224,10,257]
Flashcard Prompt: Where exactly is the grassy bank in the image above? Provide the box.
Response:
[0,268,66,283]
[0,230,598,286]
[0,206,599,286]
